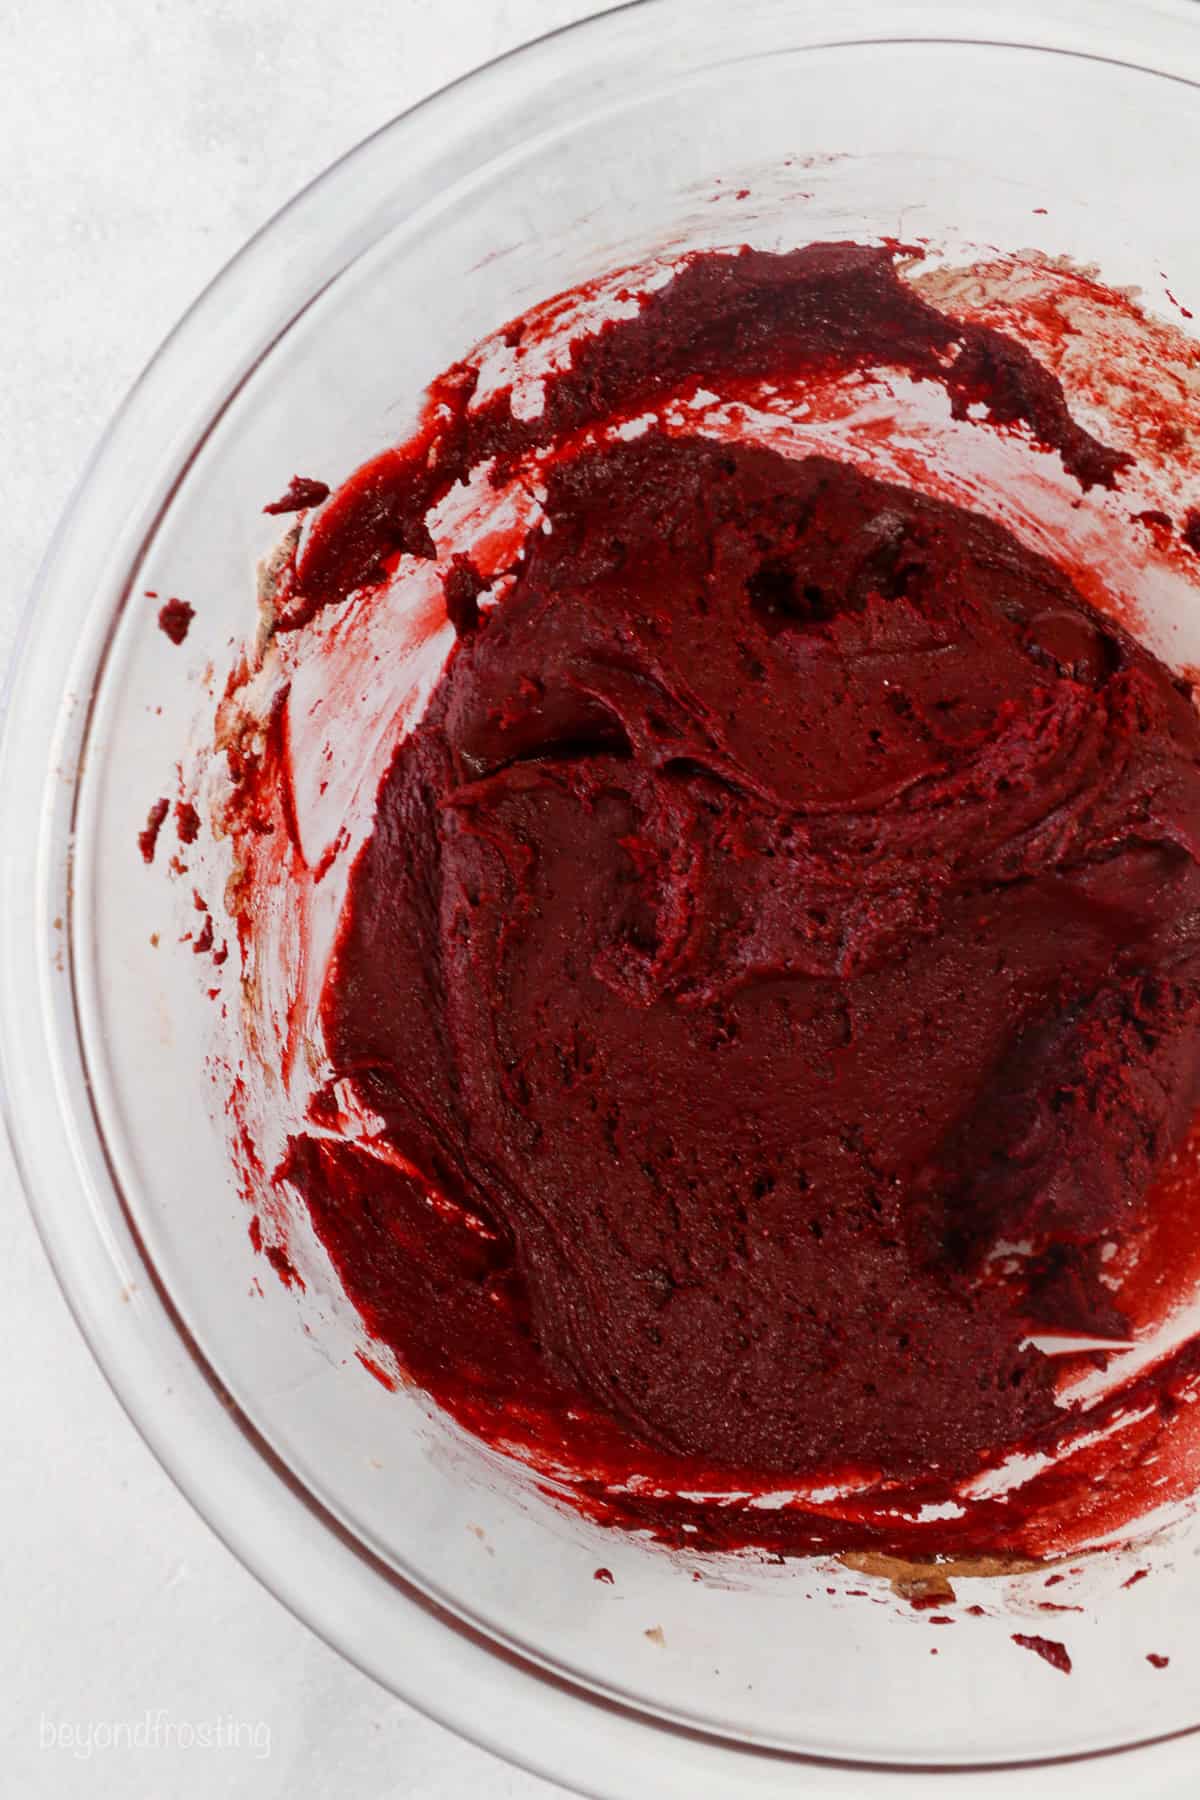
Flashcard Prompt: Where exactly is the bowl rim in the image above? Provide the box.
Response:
[8,1,1200,1792]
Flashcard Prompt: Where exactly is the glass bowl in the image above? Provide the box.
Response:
[6,2,1200,1792]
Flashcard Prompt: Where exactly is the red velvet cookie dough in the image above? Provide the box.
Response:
[225,242,1200,1557]
[293,435,1200,1479]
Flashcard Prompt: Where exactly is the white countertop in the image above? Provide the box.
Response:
[0,4,616,1793]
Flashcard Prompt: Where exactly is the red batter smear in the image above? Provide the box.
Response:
[175,800,200,845]
[1013,1633,1072,1674]
[212,242,1200,1561]
[264,1242,303,1289]
[909,1593,954,1614]
[157,597,194,645]
[138,797,169,864]
[355,1349,397,1391]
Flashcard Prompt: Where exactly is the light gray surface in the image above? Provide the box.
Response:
[0,3,620,1793]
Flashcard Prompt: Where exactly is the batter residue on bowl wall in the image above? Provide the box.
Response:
[179,237,1200,1563]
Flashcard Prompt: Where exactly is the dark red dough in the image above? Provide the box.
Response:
[1184,509,1200,557]
[264,475,331,515]
[138,797,169,864]
[1147,1652,1170,1668]
[289,243,1130,624]
[255,244,1200,1559]
[441,554,486,636]
[175,800,200,844]
[284,427,1200,1494]
[1013,1634,1072,1673]
[157,598,194,644]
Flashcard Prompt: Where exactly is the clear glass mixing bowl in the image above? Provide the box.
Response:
[6,3,1200,1793]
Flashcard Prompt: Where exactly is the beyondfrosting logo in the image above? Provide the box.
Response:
[38,1710,272,1761]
